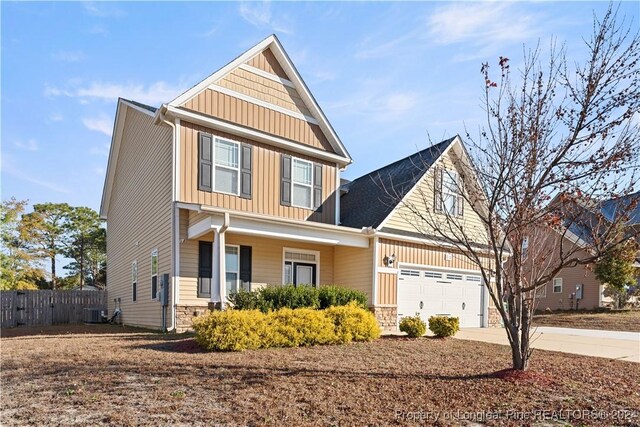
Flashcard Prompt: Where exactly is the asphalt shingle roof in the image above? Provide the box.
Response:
[339,137,456,229]
[122,98,157,113]
[600,191,640,225]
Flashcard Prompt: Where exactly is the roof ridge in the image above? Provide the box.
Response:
[346,136,456,186]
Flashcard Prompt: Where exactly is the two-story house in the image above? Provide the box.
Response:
[100,35,499,331]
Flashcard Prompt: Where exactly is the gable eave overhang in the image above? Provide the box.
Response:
[99,99,156,220]
[166,35,352,164]
[374,135,463,230]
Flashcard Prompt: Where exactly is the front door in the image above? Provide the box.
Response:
[294,263,316,286]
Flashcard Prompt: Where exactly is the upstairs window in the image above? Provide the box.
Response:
[198,133,252,198]
[292,159,313,209]
[214,139,239,195]
[434,167,464,216]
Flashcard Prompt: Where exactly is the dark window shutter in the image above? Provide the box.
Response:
[198,133,213,192]
[434,167,443,212]
[457,177,464,216]
[313,163,323,212]
[281,154,291,206]
[240,144,253,199]
[239,245,252,283]
[198,241,213,298]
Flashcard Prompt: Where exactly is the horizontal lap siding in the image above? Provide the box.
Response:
[180,121,336,224]
[179,230,335,306]
[384,151,489,244]
[183,89,333,152]
[334,245,374,304]
[106,107,173,329]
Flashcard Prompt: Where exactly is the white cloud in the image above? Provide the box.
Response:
[428,3,536,46]
[88,24,109,36]
[326,84,419,121]
[83,114,113,136]
[44,81,186,106]
[51,50,86,62]
[239,1,293,35]
[95,167,105,176]
[2,156,69,194]
[48,112,64,122]
[13,139,38,152]
[82,2,123,17]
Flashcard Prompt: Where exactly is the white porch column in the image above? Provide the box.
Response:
[211,228,227,307]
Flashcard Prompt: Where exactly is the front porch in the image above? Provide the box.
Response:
[175,207,374,330]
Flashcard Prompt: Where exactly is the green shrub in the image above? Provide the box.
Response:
[325,302,380,343]
[399,315,427,338]
[259,285,320,311]
[227,289,261,310]
[318,285,368,310]
[428,316,460,337]
[192,309,266,351]
[228,284,369,312]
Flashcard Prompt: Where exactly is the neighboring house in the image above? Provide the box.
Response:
[100,35,499,331]
[534,191,640,310]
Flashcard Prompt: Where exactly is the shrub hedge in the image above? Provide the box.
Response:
[399,315,427,338]
[193,303,380,351]
[227,285,368,312]
[428,316,460,337]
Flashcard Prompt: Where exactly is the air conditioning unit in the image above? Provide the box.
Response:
[84,308,103,323]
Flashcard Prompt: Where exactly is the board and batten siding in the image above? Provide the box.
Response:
[182,89,332,152]
[376,238,494,305]
[179,121,337,224]
[179,221,335,305]
[333,245,374,304]
[106,107,173,329]
[383,150,489,245]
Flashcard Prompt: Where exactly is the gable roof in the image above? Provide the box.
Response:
[99,98,156,219]
[600,190,640,225]
[166,34,351,164]
[339,136,456,229]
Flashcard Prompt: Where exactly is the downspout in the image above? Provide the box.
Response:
[217,212,230,307]
[158,105,178,332]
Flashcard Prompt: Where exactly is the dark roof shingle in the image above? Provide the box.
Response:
[121,98,157,113]
[339,137,456,229]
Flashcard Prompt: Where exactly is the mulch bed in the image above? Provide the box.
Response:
[1,324,639,426]
[533,310,640,332]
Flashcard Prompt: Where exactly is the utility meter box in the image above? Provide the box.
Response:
[575,284,584,300]
[159,273,170,306]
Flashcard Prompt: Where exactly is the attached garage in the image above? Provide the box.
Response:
[397,267,486,328]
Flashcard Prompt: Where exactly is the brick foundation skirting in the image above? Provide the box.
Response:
[488,307,502,327]
[175,305,209,332]
[371,306,398,331]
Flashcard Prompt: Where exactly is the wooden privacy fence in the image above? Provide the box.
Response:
[0,290,107,329]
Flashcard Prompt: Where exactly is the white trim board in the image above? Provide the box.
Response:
[165,105,350,166]
[238,63,296,89]
[208,84,319,125]
[282,247,321,286]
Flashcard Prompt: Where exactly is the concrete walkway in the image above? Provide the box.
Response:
[454,327,640,363]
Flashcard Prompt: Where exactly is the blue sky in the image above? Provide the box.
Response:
[2,1,638,213]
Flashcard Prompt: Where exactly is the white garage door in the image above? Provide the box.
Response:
[397,268,484,328]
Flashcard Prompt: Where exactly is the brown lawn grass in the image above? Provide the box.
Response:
[533,310,640,332]
[1,324,639,426]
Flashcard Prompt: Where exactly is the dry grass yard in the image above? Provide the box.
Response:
[533,310,640,332]
[1,324,639,426]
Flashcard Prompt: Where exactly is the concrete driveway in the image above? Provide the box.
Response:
[455,327,640,363]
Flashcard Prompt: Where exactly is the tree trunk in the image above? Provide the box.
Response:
[51,255,56,289]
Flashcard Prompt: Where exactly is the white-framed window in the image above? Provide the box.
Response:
[425,271,443,279]
[151,249,158,299]
[131,261,138,302]
[535,284,547,298]
[214,138,240,195]
[225,245,240,295]
[467,275,482,282]
[442,170,460,215]
[283,248,319,286]
[292,158,313,209]
[446,273,463,281]
[553,277,563,293]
